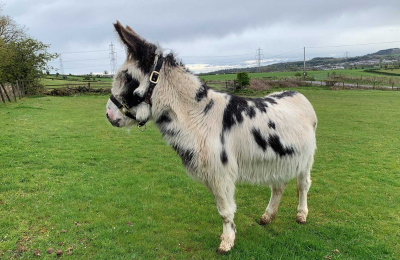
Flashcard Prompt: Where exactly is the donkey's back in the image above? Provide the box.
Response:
[221,90,317,185]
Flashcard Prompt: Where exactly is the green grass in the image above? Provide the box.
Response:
[40,75,112,89]
[199,69,400,82]
[1,88,399,259]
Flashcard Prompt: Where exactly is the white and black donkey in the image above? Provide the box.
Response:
[106,21,317,254]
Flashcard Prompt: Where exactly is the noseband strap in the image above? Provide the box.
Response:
[109,94,137,121]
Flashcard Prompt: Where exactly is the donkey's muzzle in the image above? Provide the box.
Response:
[106,112,122,127]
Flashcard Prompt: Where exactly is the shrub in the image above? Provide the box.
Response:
[236,72,250,88]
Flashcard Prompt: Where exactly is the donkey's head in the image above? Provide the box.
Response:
[106,21,163,128]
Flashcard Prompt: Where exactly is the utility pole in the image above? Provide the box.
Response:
[303,47,306,80]
[255,47,263,67]
[345,51,349,59]
[59,54,64,75]
[109,42,117,76]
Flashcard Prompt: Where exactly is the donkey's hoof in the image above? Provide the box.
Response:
[217,243,232,254]
[296,213,307,224]
[217,247,229,255]
[259,213,274,225]
[217,234,234,254]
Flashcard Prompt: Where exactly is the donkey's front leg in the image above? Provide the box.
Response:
[207,179,237,254]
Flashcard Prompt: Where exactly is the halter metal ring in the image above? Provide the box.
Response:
[137,123,147,132]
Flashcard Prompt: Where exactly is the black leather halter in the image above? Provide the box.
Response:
[145,55,163,105]
[109,54,163,126]
[109,94,138,120]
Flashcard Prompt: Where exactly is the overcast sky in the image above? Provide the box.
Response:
[2,0,400,74]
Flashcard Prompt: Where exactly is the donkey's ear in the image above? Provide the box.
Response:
[114,21,157,73]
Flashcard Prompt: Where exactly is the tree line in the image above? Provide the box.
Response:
[0,3,57,100]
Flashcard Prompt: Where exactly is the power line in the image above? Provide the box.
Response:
[63,64,112,70]
[109,42,117,75]
[307,40,400,49]
[182,53,254,58]
[59,54,64,75]
[263,48,304,60]
[53,38,400,73]
[61,49,110,54]
[49,58,110,64]
[255,47,263,67]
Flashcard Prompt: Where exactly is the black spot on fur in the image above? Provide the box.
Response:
[268,134,295,156]
[252,128,295,156]
[203,99,214,115]
[222,95,248,133]
[270,91,298,99]
[156,112,179,138]
[195,85,208,102]
[156,112,172,125]
[263,97,278,105]
[128,43,157,74]
[125,92,144,108]
[220,94,281,148]
[222,95,272,133]
[220,150,228,165]
[172,144,196,168]
[161,128,179,137]
[220,133,225,145]
[251,128,268,151]
[268,120,276,130]
[247,106,256,118]
[252,98,274,113]
[231,223,236,233]
[164,53,184,68]
[119,71,144,108]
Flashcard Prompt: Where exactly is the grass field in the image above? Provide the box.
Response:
[40,75,112,89]
[1,88,399,259]
[38,69,400,91]
[199,69,400,82]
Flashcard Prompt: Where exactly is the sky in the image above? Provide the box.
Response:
[2,0,400,74]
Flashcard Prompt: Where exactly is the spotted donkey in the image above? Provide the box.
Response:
[106,21,317,253]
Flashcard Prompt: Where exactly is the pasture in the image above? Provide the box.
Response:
[0,88,399,259]
[40,75,112,89]
[200,69,400,87]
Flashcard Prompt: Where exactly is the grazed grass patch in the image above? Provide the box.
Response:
[0,89,399,259]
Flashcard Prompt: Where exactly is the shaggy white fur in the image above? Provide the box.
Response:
[106,21,317,254]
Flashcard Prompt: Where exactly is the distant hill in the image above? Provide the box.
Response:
[368,48,400,56]
[200,48,400,75]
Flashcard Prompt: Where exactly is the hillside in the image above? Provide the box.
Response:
[200,48,400,75]
[369,48,400,56]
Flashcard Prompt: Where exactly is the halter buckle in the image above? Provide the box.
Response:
[149,71,160,84]
[119,105,129,116]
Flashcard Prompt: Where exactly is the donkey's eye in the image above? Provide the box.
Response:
[125,73,133,84]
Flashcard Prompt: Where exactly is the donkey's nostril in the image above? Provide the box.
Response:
[106,113,109,119]
[111,119,121,127]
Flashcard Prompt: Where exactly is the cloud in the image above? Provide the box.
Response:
[3,0,400,74]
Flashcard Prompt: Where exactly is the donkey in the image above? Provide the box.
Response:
[106,21,317,253]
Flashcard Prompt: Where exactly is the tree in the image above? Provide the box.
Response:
[0,37,14,84]
[236,72,250,89]
[1,39,57,92]
[0,4,26,44]
[0,5,57,94]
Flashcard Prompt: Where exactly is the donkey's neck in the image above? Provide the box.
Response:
[151,65,213,170]
[152,66,205,120]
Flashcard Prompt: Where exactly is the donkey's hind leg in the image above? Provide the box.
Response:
[259,183,287,225]
[296,169,311,224]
